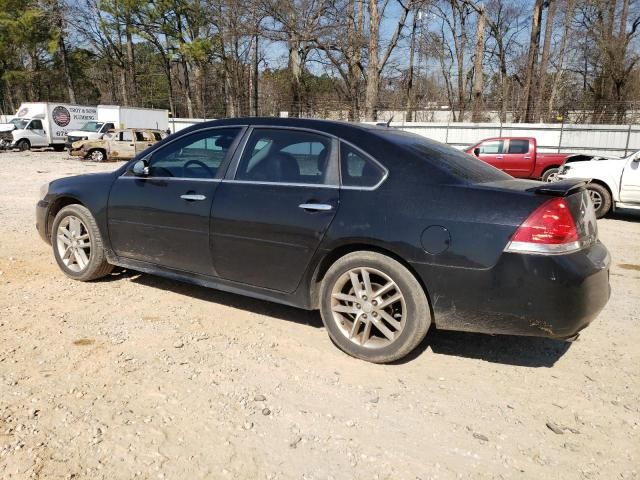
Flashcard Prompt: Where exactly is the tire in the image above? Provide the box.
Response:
[51,204,113,281]
[542,167,559,183]
[88,149,106,162]
[52,144,65,152]
[586,183,612,218]
[319,251,431,363]
[16,139,30,151]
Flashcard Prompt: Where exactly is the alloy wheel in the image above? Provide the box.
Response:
[589,190,603,210]
[90,150,105,162]
[545,172,559,182]
[56,215,91,272]
[330,267,406,348]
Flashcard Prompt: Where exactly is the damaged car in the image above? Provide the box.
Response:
[69,128,167,162]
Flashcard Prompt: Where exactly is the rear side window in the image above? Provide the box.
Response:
[479,140,504,154]
[340,143,385,187]
[235,129,332,185]
[508,140,529,154]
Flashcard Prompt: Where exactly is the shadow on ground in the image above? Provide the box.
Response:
[105,269,572,368]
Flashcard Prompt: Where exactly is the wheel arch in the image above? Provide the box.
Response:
[308,242,433,314]
[588,178,615,201]
[45,196,86,240]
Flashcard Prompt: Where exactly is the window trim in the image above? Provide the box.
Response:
[339,140,389,191]
[120,126,247,181]
[226,126,340,187]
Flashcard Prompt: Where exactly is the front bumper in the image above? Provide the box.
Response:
[414,241,611,339]
[69,149,85,157]
[36,199,50,244]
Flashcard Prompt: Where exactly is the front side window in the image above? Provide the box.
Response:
[479,140,504,154]
[235,129,332,184]
[120,131,133,142]
[340,143,385,187]
[147,128,241,179]
[508,139,529,154]
[29,120,43,130]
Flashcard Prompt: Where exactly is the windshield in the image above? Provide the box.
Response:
[379,129,512,183]
[9,118,28,129]
[80,121,104,132]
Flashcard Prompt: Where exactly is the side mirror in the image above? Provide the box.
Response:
[473,148,480,156]
[131,158,150,176]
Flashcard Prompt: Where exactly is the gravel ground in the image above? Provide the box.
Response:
[0,150,639,480]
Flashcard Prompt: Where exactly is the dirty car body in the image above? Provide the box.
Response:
[36,118,610,361]
[70,128,167,161]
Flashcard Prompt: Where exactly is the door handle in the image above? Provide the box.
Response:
[496,155,504,159]
[299,203,333,211]
[524,156,531,159]
[180,194,206,201]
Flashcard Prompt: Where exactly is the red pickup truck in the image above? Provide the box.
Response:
[464,137,571,182]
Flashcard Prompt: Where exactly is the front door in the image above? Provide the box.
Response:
[108,127,243,275]
[211,128,339,293]
[475,139,505,170]
[26,119,48,147]
[620,157,640,203]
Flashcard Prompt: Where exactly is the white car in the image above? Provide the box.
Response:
[557,150,640,218]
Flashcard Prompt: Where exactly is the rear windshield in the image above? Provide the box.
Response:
[379,129,511,183]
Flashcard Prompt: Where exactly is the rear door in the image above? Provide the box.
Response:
[502,139,533,177]
[210,127,339,292]
[620,157,640,203]
[108,127,243,275]
[474,139,505,170]
[134,130,155,156]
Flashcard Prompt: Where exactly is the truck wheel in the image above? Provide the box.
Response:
[52,144,65,152]
[17,139,30,151]
[88,149,106,162]
[587,183,612,218]
[542,167,559,182]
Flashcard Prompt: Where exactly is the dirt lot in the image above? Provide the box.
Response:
[0,149,638,480]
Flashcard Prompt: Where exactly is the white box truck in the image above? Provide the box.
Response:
[65,105,169,148]
[0,102,97,151]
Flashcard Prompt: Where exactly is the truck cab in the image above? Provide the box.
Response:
[465,137,570,182]
[66,121,116,149]
[1,115,50,150]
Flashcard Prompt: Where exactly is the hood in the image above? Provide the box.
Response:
[564,153,625,164]
[67,130,91,137]
[0,123,15,133]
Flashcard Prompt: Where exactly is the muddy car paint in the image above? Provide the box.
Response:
[69,128,167,161]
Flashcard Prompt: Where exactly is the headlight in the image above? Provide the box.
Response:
[39,182,50,199]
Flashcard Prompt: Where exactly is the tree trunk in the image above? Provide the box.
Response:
[406,10,418,122]
[365,0,380,121]
[181,59,194,118]
[522,0,543,123]
[535,0,556,121]
[53,0,76,103]
[288,39,303,117]
[126,19,137,105]
[471,6,485,123]
[120,67,129,106]
[547,0,574,120]
[253,34,259,116]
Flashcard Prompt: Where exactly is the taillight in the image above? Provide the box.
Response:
[505,197,582,254]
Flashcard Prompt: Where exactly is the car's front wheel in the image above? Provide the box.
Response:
[586,183,612,218]
[88,149,106,162]
[51,204,113,281]
[319,251,431,363]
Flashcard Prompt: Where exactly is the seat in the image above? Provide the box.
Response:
[249,151,300,183]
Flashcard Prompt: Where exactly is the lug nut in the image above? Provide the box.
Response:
[372,300,378,306]
[362,314,368,319]
[372,312,378,318]
[356,304,361,309]
[362,295,368,301]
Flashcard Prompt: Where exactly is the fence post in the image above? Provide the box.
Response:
[624,124,632,156]
[558,119,564,153]
[445,118,450,145]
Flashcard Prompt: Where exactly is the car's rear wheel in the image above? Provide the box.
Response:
[88,149,106,162]
[586,183,612,218]
[52,204,113,281]
[319,251,431,363]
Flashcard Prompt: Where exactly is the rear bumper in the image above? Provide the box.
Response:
[36,199,50,244]
[414,241,611,339]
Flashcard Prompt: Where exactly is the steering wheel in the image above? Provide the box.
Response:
[184,159,214,178]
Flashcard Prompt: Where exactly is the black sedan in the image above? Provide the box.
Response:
[36,118,610,363]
